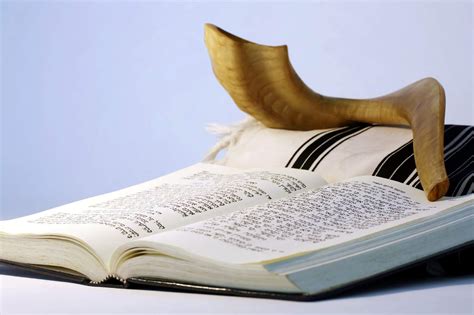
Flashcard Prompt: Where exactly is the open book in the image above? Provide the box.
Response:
[1,163,473,300]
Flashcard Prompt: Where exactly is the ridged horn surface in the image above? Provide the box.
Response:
[204,23,448,201]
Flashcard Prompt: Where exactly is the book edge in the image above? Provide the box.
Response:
[1,241,472,301]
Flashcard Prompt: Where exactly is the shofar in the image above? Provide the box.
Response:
[204,23,448,201]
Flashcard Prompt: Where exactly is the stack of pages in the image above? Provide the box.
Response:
[1,123,472,300]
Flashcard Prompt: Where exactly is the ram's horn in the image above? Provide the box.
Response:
[204,23,448,201]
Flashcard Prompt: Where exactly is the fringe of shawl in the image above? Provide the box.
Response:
[202,116,259,162]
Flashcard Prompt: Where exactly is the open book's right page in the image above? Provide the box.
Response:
[129,176,474,264]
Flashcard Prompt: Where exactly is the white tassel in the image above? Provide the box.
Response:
[203,116,259,162]
[205,123,236,137]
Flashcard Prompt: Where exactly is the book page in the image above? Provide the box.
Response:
[134,176,474,264]
[0,163,325,267]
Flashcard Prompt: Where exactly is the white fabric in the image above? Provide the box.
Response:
[206,118,413,184]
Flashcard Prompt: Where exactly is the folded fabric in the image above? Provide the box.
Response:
[205,118,472,197]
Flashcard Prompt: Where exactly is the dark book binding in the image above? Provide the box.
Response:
[1,241,472,301]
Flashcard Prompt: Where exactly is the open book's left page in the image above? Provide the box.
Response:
[0,163,325,271]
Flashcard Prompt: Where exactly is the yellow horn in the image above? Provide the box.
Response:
[204,23,448,201]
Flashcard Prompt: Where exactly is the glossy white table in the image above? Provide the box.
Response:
[0,264,472,314]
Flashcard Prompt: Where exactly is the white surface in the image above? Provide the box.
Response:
[0,272,472,315]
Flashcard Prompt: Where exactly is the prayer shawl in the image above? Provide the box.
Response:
[205,118,473,197]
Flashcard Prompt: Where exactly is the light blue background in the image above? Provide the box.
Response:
[1,1,472,219]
